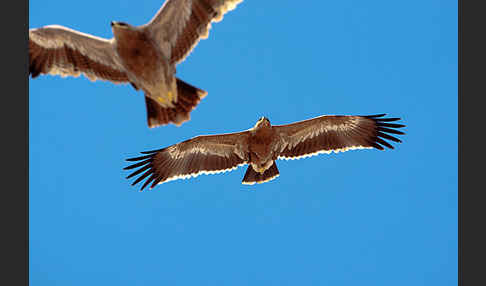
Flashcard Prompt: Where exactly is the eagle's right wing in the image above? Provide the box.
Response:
[29,25,129,83]
[144,0,243,65]
[124,130,250,190]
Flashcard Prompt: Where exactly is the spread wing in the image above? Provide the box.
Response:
[29,25,129,83]
[144,0,243,65]
[274,114,405,160]
[124,131,250,190]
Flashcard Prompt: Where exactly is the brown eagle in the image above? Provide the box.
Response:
[29,0,243,128]
[124,114,405,190]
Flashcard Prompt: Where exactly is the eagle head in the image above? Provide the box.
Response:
[111,21,138,38]
[254,116,271,129]
[111,21,135,31]
[111,21,128,27]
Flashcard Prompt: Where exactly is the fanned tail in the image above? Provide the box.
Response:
[242,162,280,185]
[145,78,207,128]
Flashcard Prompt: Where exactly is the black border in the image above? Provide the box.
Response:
[460,0,486,285]
[458,1,462,283]
[3,0,28,284]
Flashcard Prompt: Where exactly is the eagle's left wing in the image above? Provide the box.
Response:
[144,0,243,65]
[124,130,250,190]
[274,114,405,160]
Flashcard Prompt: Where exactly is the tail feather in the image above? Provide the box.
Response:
[242,162,280,185]
[145,78,207,128]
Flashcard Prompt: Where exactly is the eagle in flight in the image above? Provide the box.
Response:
[124,114,405,190]
[29,0,243,128]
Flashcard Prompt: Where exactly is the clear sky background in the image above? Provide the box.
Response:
[29,0,457,285]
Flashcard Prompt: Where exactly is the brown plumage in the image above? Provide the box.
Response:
[124,114,406,190]
[29,0,243,128]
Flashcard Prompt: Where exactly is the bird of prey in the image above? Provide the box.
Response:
[29,0,243,128]
[124,114,405,190]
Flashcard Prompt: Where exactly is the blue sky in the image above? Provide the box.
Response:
[29,0,457,285]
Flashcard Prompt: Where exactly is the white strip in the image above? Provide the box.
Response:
[30,25,112,49]
[155,162,247,186]
[278,145,373,161]
[213,0,244,22]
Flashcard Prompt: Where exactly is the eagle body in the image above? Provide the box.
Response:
[125,114,406,190]
[29,0,244,128]
[111,23,178,108]
[247,118,279,174]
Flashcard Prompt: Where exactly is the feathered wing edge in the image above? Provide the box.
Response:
[277,114,406,160]
[361,113,406,150]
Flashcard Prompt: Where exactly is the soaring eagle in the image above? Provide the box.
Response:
[125,114,405,190]
[29,0,243,128]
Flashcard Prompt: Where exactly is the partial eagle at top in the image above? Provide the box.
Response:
[29,0,243,128]
[124,114,406,190]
